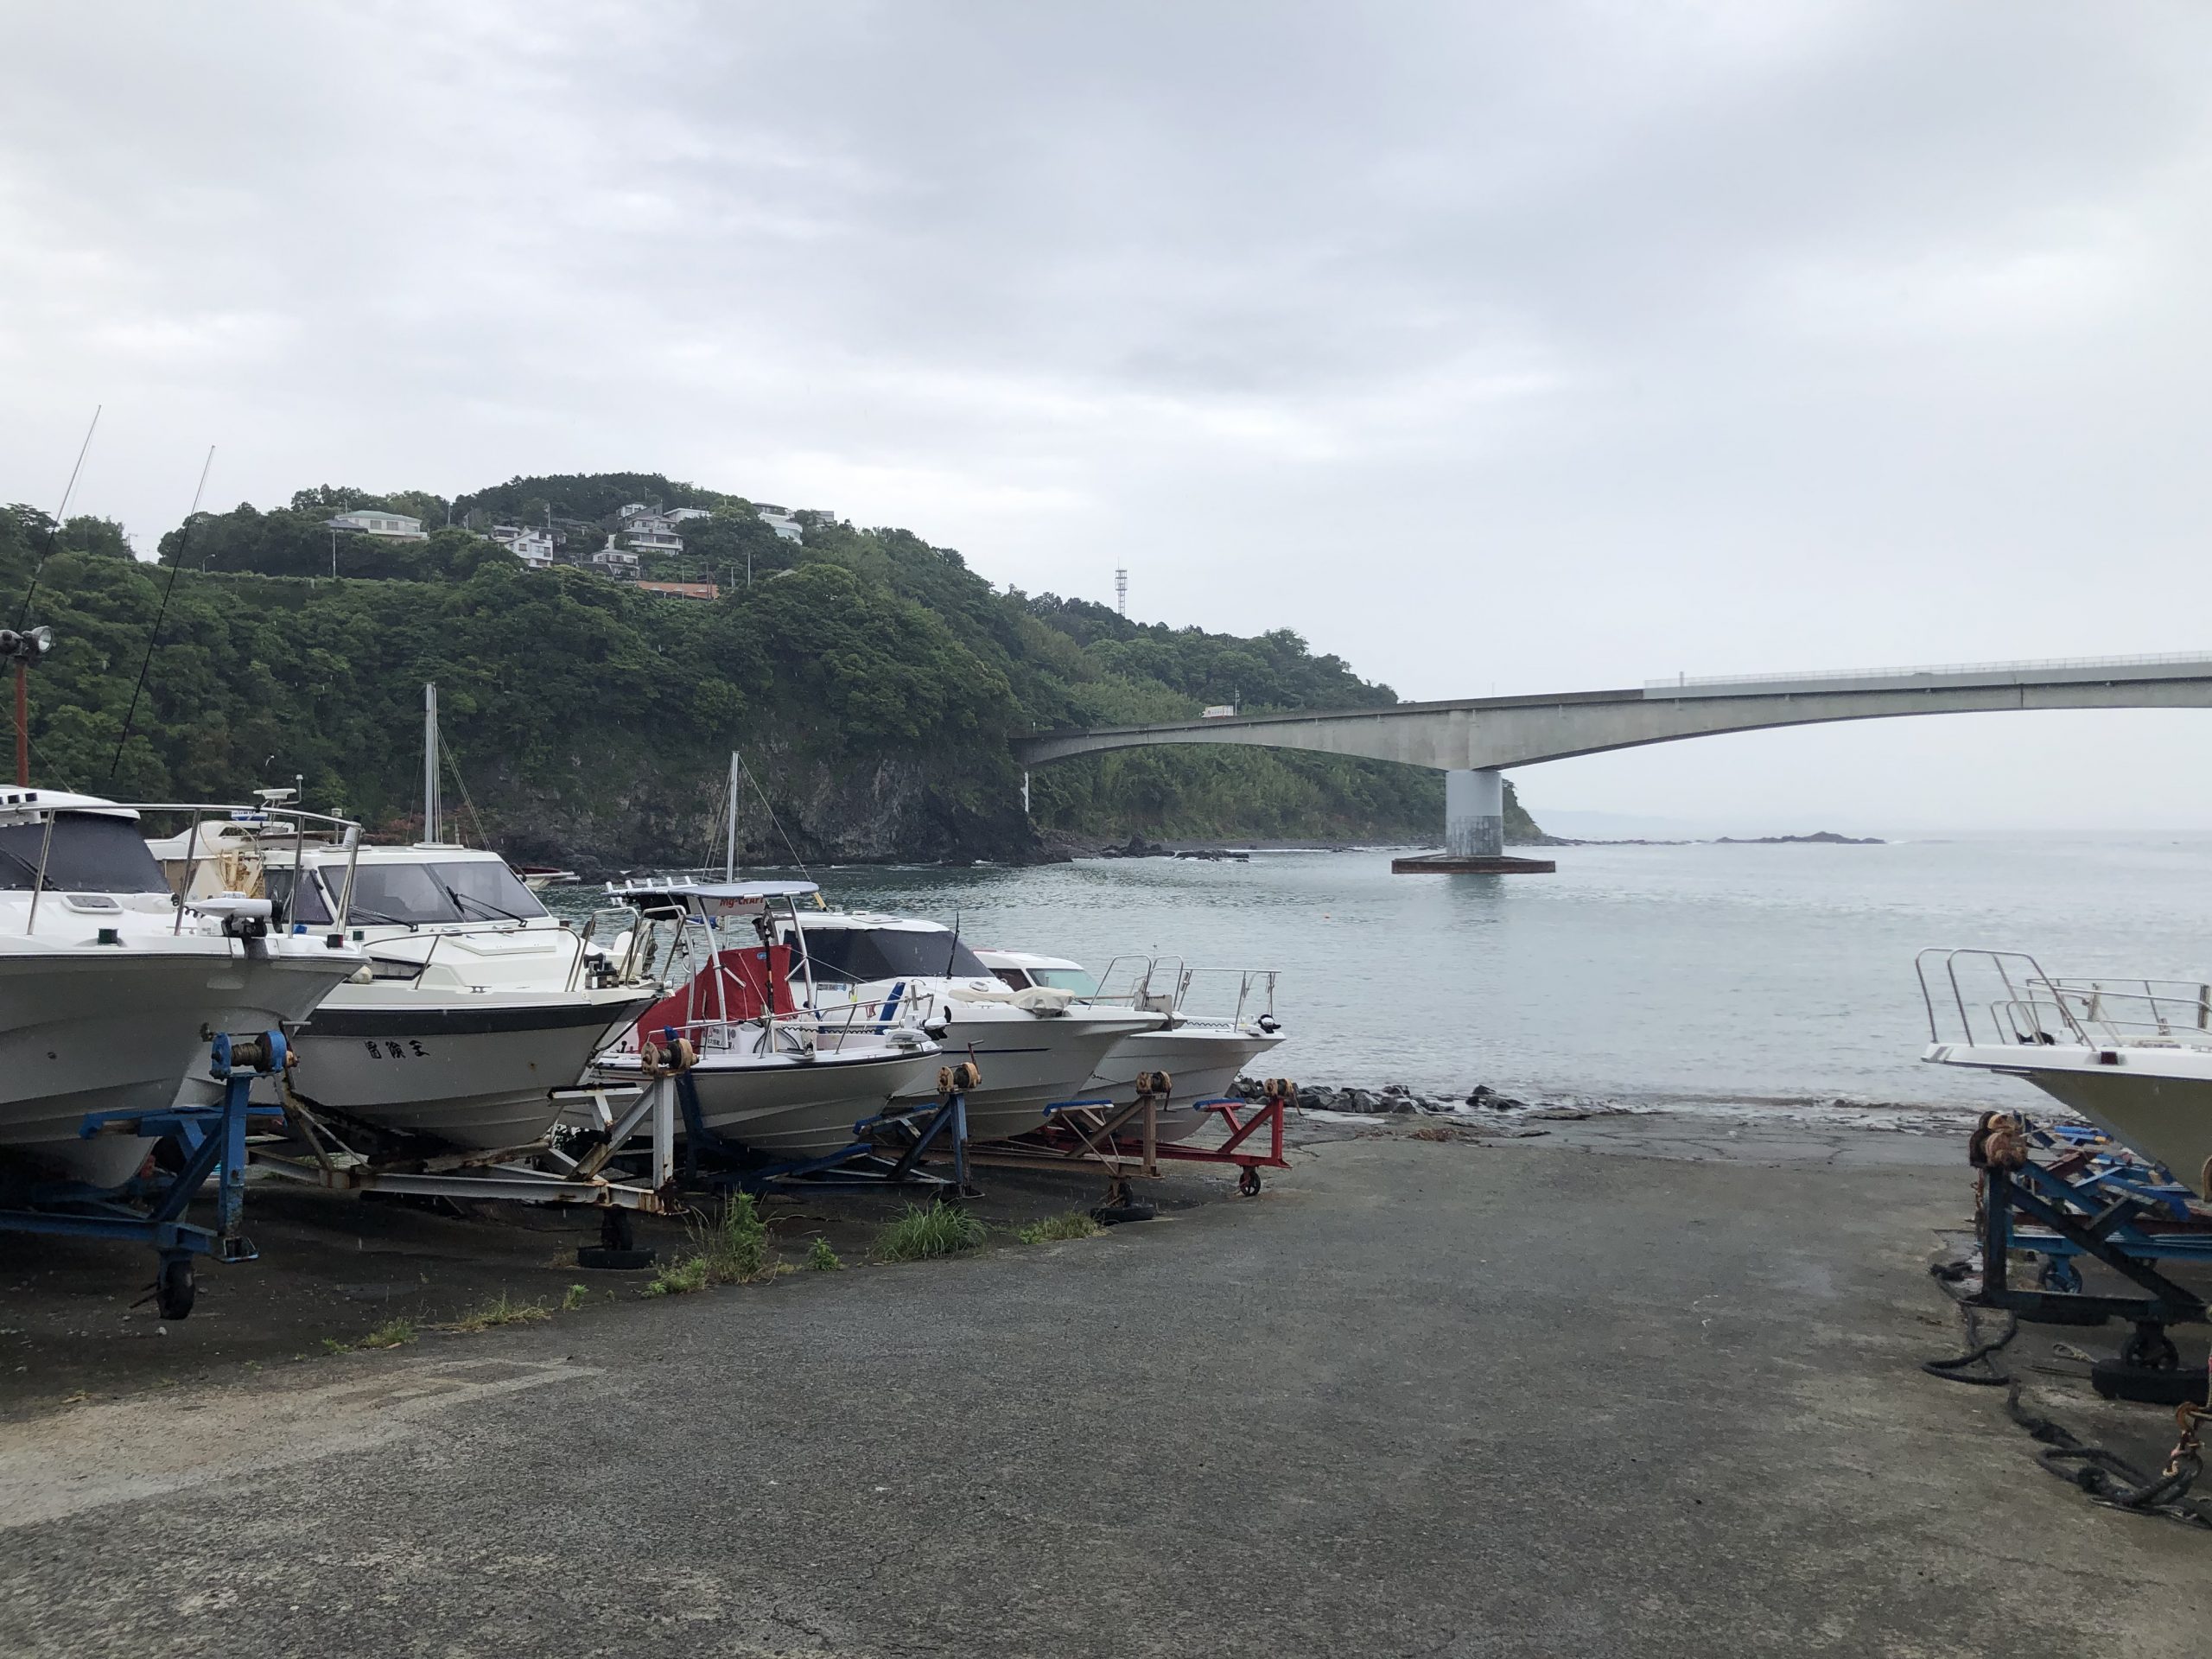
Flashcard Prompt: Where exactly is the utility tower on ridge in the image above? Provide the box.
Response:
[1115,567,1128,616]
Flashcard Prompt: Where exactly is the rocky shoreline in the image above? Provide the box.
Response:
[1231,1076,1986,1136]
[1234,1077,1602,1120]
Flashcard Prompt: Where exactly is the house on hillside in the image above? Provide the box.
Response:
[613,507,685,553]
[753,505,804,543]
[592,538,640,576]
[664,507,712,523]
[486,524,556,567]
[637,580,719,601]
[327,509,429,541]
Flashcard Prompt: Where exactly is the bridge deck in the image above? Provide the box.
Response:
[1014,652,2212,774]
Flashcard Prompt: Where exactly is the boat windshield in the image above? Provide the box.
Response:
[264,866,334,926]
[0,811,165,893]
[1027,967,1098,995]
[344,859,549,926]
[798,925,991,984]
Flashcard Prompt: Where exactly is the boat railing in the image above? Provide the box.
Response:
[1080,954,1192,1014]
[637,988,936,1057]
[1917,948,2055,1045]
[67,799,365,940]
[1074,957,1279,1027]
[1175,965,1281,1028]
[2024,979,2212,1049]
[1918,948,2212,1050]
[567,905,668,992]
[796,986,940,1047]
[1086,955,1159,1008]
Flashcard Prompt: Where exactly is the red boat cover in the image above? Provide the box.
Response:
[631,942,794,1046]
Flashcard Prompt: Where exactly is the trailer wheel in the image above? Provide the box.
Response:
[1238,1166,1262,1197]
[1090,1199,1156,1226]
[2120,1322,2181,1371]
[156,1256,196,1321]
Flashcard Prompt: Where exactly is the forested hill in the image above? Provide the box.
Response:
[0,475,1535,866]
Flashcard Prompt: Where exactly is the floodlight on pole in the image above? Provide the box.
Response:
[0,626,55,787]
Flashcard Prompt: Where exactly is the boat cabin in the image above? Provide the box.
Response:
[149,817,550,936]
[0,793,169,899]
[971,948,1099,996]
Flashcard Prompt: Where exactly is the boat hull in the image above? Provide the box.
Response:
[0,944,355,1185]
[1927,1041,2212,1188]
[281,989,657,1149]
[591,1044,944,1157]
[906,1009,1163,1142]
[1084,1027,1288,1142]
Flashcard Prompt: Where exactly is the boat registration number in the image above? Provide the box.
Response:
[363,1040,432,1059]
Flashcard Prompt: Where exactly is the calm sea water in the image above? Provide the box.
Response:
[559,837,2212,1122]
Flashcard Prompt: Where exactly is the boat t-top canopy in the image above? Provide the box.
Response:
[606,877,821,918]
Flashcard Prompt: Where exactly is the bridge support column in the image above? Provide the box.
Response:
[1445,768,1503,858]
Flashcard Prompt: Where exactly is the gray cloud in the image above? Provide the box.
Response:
[5,1,2211,828]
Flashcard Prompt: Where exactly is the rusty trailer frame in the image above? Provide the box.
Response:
[249,1079,684,1218]
[955,1087,1291,1201]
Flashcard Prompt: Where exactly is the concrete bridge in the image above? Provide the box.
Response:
[1014,653,2212,859]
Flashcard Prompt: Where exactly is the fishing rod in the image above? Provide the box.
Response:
[15,405,100,630]
[109,446,214,782]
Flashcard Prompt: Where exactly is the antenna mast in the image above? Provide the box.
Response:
[724,751,740,881]
[423,683,440,845]
[1115,567,1128,617]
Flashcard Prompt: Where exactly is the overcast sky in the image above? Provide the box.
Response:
[4,3,2211,831]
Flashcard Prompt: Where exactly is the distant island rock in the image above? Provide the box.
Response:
[1714,830,1885,845]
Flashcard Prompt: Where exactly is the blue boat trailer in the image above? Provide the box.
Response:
[0,1031,290,1320]
[1969,1111,2211,1382]
[668,1058,976,1199]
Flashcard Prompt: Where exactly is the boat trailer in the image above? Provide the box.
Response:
[0,1031,290,1319]
[663,1052,977,1198]
[957,1076,1293,1208]
[1961,1110,2212,1401]
[249,1077,689,1265]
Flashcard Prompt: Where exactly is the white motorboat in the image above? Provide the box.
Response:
[153,823,657,1153]
[588,880,944,1156]
[1920,947,2212,1192]
[976,949,1287,1142]
[0,791,366,1185]
[780,913,1164,1142]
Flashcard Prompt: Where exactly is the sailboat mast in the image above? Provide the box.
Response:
[723,751,739,881]
[424,683,440,845]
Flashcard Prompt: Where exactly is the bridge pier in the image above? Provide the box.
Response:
[1392,768,1554,874]
[1445,768,1503,858]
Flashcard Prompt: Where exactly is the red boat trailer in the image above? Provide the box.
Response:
[1153,1090,1289,1197]
[955,1082,1293,1203]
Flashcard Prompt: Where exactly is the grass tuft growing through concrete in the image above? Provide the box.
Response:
[874,1201,988,1262]
[644,1257,709,1297]
[643,1196,785,1297]
[561,1283,588,1312]
[1016,1211,1103,1245]
[321,1317,416,1354]
[448,1294,551,1332]
[805,1235,843,1272]
[696,1192,781,1284]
